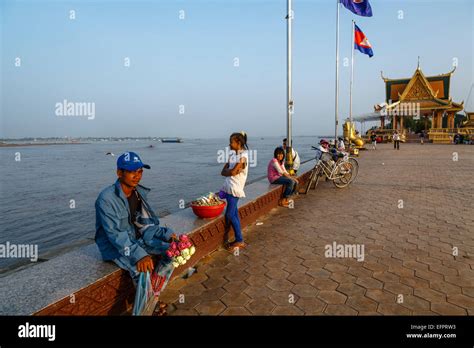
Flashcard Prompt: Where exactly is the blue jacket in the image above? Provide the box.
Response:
[95,179,172,264]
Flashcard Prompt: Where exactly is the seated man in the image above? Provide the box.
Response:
[95,151,174,314]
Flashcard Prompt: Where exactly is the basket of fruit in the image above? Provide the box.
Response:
[191,192,226,219]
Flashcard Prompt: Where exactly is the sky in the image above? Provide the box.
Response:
[1,0,473,138]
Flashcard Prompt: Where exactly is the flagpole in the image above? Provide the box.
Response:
[334,0,340,144]
[349,20,355,123]
[285,0,294,174]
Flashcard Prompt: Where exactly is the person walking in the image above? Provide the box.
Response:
[370,131,377,150]
[393,131,400,150]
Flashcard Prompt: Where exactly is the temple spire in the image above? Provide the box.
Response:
[417,56,421,70]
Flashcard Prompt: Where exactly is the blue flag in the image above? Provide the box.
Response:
[340,0,373,17]
[354,24,374,57]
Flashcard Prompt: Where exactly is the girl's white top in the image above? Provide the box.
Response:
[222,149,249,198]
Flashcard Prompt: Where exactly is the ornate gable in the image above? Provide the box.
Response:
[382,66,454,103]
[400,69,437,101]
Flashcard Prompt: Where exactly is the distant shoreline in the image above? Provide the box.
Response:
[0,142,88,147]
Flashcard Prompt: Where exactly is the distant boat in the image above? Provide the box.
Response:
[161,138,183,143]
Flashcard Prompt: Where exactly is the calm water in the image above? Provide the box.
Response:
[0,136,320,272]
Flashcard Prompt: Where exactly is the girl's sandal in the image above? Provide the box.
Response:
[233,242,246,250]
[226,242,246,252]
[225,242,236,252]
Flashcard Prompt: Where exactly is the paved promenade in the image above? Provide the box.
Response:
[160,143,474,315]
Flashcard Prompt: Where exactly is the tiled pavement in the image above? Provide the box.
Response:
[160,143,474,315]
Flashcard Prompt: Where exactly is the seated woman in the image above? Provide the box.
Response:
[267,147,299,207]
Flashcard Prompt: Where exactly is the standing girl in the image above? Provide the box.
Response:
[220,131,249,251]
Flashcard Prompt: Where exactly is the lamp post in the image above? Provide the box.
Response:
[285,0,295,175]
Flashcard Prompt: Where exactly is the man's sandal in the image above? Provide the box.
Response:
[152,301,168,316]
[278,199,289,207]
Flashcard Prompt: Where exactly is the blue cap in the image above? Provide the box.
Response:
[117,152,151,171]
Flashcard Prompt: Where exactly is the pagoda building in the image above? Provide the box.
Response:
[380,65,465,143]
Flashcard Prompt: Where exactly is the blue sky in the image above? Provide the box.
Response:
[1,0,473,138]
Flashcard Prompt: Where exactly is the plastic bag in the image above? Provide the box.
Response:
[132,271,154,316]
[151,258,174,295]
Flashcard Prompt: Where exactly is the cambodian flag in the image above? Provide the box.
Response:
[354,24,374,57]
[340,0,373,17]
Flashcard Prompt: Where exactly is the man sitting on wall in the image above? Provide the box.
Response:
[95,151,175,315]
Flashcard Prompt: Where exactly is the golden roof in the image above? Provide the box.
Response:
[381,65,463,113]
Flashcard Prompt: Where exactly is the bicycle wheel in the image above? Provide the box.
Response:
[348,157,359,183]
[311,166,322,189]
[333,162,353,188]
[304,165,321,194]
[304,170,315,194]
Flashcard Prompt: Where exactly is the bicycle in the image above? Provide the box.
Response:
[303,146,358,194]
